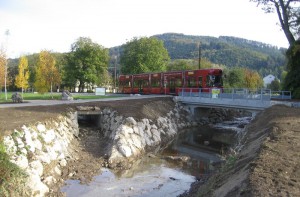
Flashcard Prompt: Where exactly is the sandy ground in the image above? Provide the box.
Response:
[1,98,299,196]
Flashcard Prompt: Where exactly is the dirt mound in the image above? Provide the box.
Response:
[184,105,300,196]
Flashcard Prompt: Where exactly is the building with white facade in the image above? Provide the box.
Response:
[263,74,276,87]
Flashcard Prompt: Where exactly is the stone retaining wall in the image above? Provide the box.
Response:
[99,102,196,169]
[3,112,78,197]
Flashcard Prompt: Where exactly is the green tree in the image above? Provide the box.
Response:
[34,51,61,95]
[65,37,109,92]
[251,1,299,96]
[15,56,30,95]
[225,67,245,88]
[250,0,299,46]
[267,79,281,91]
[120,37,170,74]
[283,40,300,97]
[166,58,214,71]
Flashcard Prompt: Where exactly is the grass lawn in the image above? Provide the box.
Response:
[0,92,120,103]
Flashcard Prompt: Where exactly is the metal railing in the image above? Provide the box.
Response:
[178,88,291,101]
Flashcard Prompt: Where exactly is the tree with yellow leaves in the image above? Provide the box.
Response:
[15,56,30,95]
[34,50,61,96]
[244,68,263,90]
[0,50,6,89]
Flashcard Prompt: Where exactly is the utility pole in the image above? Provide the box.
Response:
[198,42,201,69]
[114,55,117,93]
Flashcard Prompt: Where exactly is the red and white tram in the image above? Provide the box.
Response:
[118,69,223,95]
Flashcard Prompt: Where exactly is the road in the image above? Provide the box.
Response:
[0,94,171,108]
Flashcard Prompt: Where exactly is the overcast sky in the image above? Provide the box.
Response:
[0,0,289,58]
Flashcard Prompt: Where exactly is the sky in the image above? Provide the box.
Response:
[0,0,289,58]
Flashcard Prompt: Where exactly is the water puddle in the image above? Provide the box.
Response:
[61,157,195,197]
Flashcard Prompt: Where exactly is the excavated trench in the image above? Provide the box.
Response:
[60,108,253,197]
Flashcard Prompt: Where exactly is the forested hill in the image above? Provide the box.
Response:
[152,33,287,77]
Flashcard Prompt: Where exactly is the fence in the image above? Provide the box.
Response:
[178,88,291,101]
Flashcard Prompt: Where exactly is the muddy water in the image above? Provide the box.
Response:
[61,117,251,196]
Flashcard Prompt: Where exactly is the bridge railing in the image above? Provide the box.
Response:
[178,88,291,101]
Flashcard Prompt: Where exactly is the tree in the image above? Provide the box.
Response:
[244,68,264,89]
[250,0,299,46]
[283,40,300,97]
[166,58,214,71]
[225,67,245,88]
[65,37,109,92]
[120,37,170,74]
[34,51,61,95]
[15,56,30,95]
[0,50,6,90]
[251,1,299,96]
[267,78,281,90]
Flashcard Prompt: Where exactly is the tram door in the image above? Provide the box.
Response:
[138,80,143,93]
[169,78,176,94]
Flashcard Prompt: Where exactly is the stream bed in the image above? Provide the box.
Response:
[61,116,252,196]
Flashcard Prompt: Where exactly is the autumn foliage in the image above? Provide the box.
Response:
[15,56,30,93]
[34,51,61,94]
[0,51,6,88]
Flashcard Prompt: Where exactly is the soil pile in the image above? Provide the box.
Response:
[184,105,300,197]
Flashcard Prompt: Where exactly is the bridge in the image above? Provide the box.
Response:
[175,88,292,114]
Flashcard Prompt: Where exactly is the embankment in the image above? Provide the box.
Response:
[183,105,300,197]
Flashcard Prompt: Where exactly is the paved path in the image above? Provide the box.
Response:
[0,94,171,108]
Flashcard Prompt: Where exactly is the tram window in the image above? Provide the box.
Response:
[206,75,217,87]
[121,81,131,87]
[187,77,196,87]
[175,79,182,87]
[151,79,160,87]
[199,76,203,88]
[133,81,139,87]
[214,76,223,86]
[143,80,149,86]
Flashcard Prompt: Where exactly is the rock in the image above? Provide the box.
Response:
[54,166,62,176]
[3,136,16,155]
[43,176,56,186]
[11,154,28,169]
[16,137,25,149]
[62,90,73,100]
[37,124,46,132]
[125,117,137,126]
[118,145,132,157]
[30,160,44,176]
[42,129,56,144]
[59,159,67,167]
[27,173,49,196]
